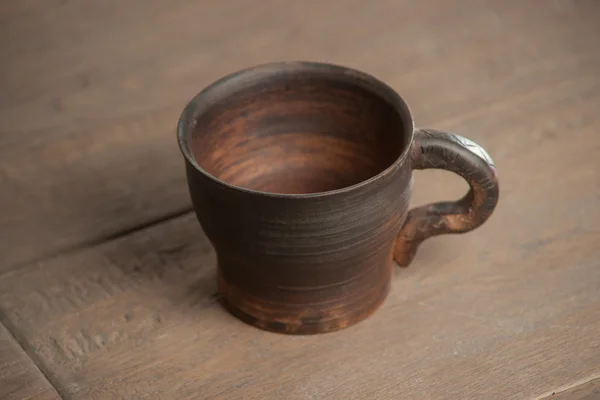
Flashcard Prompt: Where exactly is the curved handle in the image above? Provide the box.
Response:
[394,128,499,267]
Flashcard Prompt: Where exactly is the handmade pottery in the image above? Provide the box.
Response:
[177,62,499,334]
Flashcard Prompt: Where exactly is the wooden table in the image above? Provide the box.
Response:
[1,1,599,399]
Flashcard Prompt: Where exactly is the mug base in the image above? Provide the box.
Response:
[218,278,390,335]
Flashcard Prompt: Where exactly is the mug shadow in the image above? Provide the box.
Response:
[32,124,228,319]
[89,202,227,322]
[127,226,223,316]
[393,237,462,280]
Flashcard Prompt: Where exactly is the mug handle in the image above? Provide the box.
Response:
[394,128,500,267]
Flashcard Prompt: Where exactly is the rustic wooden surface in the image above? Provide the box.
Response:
[1,0,599,399]
[0,323,61,399]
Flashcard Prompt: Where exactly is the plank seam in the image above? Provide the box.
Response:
[533,374,600,400]
[0,318,65,400]
[0,207,194,278]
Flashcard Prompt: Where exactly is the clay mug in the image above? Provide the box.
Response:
[177,61,499,334]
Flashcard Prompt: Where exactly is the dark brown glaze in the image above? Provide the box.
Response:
[177,62,499,334]
[393,129,499,267]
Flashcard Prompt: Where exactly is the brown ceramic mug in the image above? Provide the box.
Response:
[177,61,499,334]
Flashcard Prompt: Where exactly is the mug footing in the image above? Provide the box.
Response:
[218,284,390,335]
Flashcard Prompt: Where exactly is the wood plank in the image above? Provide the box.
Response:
[0,84,599,399]
[2,1,600,396]
[0,322,61,400]
[538,377,600,400]
[2,0,600,269]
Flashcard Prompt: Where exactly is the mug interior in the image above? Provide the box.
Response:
[183,64,409,195]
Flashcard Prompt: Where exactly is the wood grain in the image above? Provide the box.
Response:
[0,322,61,400]
[2,0,600,269]
[1,202,598,399]
[1,0,600,398]
[1,93,599,397]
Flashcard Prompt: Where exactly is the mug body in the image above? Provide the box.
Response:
[178,62,415,334]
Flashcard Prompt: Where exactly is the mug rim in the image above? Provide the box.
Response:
[177,61,415,199]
